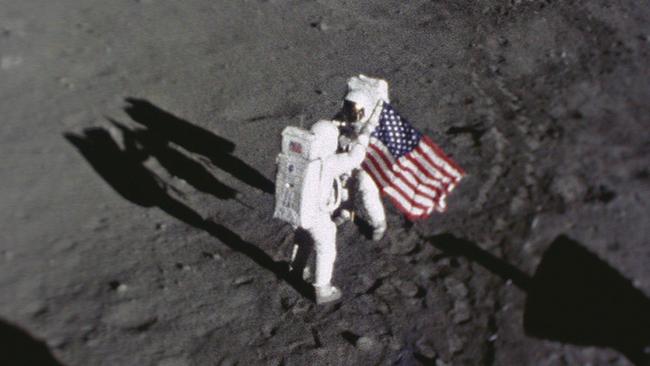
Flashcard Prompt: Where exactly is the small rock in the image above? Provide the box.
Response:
[355,336,375,351]
[103,301,157,330]
[443,278,468,298]
[493,217,508,232]
[388,231,418,255]
[233,276,253,286]
[375,282,396,297]
[509,187,529,214]
[280,295,296,311]
[388,336,403,351]
[47,336,68,350]
[109,281,128,293]
[174,263,190,271]
[448,333,465,354]
[116,283,128,293]
[28,302,48,317]
[415,338,437,359]
[551,174,586,203]
[451,299,471,324]
[377,262,398,278]
[432,258,452,277]
[58,77,75,89]
[202,251,222,260]
[406,298,422,308]
[377,300,391,314]
[398,281,420,298]
[291,299,311,314]
[415,263,437,280]
[1,55,22,70]
[310,20,329,31]
[261,323,276,338]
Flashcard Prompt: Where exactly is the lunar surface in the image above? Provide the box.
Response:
[1,1,649,365]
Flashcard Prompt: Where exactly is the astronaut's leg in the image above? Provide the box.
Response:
[289,228,313,281]
[307,217,342,304]
[357,170,387,241]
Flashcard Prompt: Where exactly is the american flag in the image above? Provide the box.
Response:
[362,102,465,220]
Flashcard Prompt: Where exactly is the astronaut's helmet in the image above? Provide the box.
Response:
[342,75,388,124]
[310,120,339,158]
[343,90,374,123]
[339,99,364,124]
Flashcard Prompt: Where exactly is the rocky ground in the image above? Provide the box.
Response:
[1,0,649,365]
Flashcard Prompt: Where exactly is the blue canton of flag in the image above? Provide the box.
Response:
[363,102,465,220]
[371,103,422,158]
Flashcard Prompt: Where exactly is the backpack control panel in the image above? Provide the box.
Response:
[274,127,323,229]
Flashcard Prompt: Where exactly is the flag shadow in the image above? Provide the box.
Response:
[427,233,650,365]
[123,97,274,194]
[64,128,312,300]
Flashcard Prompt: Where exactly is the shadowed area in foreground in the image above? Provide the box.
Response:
[0,318,64,366]
[427,233,650,365]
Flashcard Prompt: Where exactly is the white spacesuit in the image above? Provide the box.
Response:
[305,119,375,304]
[336,75,389,241]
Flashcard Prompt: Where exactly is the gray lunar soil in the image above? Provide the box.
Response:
[1,0,649,365]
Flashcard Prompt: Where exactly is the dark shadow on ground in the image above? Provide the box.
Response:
[110,119,238,200]
[65,128,312,300]
[123,97,274,194]
[427,233,650,365]
[0,317,64,365]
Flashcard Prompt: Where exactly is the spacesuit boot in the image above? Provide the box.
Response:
[315,284,342,305]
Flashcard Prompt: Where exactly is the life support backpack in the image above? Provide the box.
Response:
[274,126,342,229]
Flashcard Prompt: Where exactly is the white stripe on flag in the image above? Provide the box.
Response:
[363,159,428,216]
[364,150,436,209]
[409,149,454,185]
[419,139,464,180]
[367,145,440,201]
[397,155,448,191]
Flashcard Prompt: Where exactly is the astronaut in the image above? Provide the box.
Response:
[304,118,377,304]
[334,75,388,241]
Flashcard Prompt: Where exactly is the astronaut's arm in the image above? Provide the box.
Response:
[331,140,368,176]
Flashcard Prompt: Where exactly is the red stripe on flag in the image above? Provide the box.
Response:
[394,156,448,194]
[421,136,466,176]
[362,161,426,217]
[367,144,439,202]
[363,152,432,212]
[370,142,447,197]
[413,145,458,183]
[403,152,452,192]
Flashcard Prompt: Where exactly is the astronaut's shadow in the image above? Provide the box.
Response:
[123,97,274,194]
[64,128,313,299]
[428,234,650,365]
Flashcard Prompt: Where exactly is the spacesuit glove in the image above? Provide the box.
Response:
[357,133,370,147]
